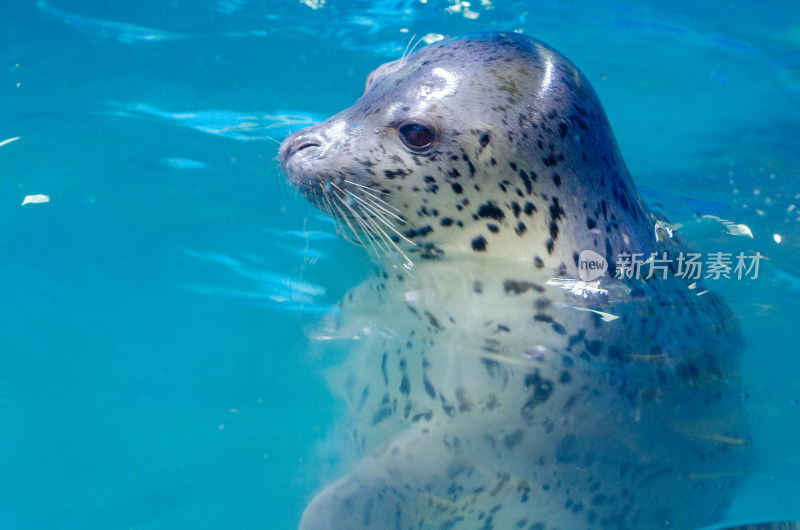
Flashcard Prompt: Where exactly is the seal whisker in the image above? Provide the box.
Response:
[327,188,368,249]
[404,34,425,66]
[343,179,390,197]
[334,190,386,258]
[360,207,415,268]
[342,195,384,252]
[400,33,417,65]
[350,189,406,223]
[343,180,399,210]
[350,194,416,247]
[318,187,340,234]
[319,190,337,225]
[353,198,403,259]
[348,190,407,225]
[330,181,404,262]
[357,212,392,258]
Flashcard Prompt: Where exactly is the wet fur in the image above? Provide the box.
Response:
[281,32,750,529]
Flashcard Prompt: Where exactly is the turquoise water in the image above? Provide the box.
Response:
[2,0,799,528]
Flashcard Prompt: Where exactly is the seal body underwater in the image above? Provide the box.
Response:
[280,32,751,529]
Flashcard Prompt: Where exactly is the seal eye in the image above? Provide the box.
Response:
[398,123,435,151]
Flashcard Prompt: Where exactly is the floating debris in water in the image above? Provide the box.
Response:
[421,33,444,44]
[21,194,50,205]
[701,214,754,238]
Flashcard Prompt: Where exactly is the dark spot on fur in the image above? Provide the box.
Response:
[472,235,488,252]
[451,182,463,194]
[477,202,505,221]
[524,202,536,215]
[586,340,604,356]
[521,371,554,420]
[503,429,524,449]
[480,133,490,148]
[399,375,410,395]
[503,279,544,295]
[384,169,407,179]
[423,375,436,399]
[462,153,475,175]
[535,298,551,310]
[412,410,432,422]
[549,198,565,222]
[591,493,606,505]
[440,395,456,417]
[549,221,559,241]
[380,353,388,385]
[425,310,442,330]
[405,225,433,239]
[519,169,533,195]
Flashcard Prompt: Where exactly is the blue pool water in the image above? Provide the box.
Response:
[2,0,799,528]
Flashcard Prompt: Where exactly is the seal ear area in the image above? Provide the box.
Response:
[396,121,438,153]
[362,59,405,96]
[362,70,377,96]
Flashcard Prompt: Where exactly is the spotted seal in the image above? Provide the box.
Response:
[280,32,752,529]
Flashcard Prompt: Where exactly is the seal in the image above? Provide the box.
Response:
[280,32,751,529]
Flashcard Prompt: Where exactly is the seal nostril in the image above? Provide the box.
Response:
[296,141,320,153]
[284,134,323,159]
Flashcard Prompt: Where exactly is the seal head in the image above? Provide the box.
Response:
[280,31,657,273]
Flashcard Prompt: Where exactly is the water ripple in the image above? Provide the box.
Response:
[37,1,188,43]
[180,248,336,313]
[110,103,322,141]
